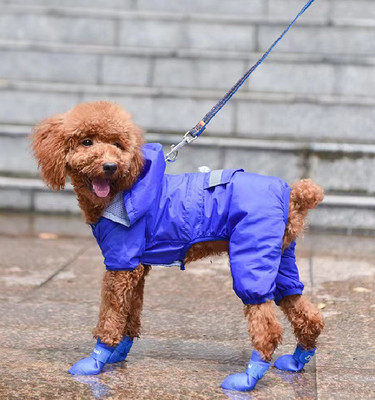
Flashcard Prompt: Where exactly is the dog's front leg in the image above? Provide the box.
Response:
[221,301,283,391]
[69,264,147,376]
[93,266,146,345]
[123,265,151,338]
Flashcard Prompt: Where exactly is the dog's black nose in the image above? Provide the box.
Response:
[103,162,118,175]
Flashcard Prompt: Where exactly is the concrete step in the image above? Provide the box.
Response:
[1,81,375,143]
[1,4,375,56]
[3,0,375,22]
[0,176,77,214]
[2,175,375,235]
[1,45,375,97]
[0,127,36,178]
[2,124,375,197]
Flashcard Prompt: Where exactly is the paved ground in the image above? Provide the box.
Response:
[0,213,374,400]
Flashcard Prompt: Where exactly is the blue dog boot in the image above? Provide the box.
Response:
[107,336,133,363]
[68,337,133,375]
[221,350,270,392]
[274,345,316,372]
[68,340,113,375]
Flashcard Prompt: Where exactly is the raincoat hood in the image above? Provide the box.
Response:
[124,143,165,226]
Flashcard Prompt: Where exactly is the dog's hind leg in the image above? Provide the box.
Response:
[244,302,284,362]
[221,301,283,391]
[69,264,147,375]
[274,294,324,372]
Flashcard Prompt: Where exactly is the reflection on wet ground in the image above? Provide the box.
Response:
[0,213,374,399]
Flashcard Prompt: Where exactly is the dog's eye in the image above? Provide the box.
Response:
[114,142,123,150]
[82,139,93,147]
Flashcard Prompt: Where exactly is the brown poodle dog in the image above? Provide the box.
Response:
[32,101,324,391]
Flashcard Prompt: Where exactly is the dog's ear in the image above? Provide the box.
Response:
[32,114,68,190]
[128,125,145,182]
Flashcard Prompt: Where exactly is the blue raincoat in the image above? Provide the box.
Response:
[91,143,304,305]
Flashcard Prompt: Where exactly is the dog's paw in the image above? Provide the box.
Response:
[68,337,134,375]
[68,356,104,376]
[221,372,258,392]
[221,350,270,392]
[274,354,303,372]
[274,345,315,372]
[107,336,133,363]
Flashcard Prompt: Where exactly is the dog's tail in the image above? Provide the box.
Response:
[283,179,324,250]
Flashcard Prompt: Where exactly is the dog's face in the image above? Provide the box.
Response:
[32,101,144,206]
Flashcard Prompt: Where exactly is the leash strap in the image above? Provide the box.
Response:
[165,0,316,162]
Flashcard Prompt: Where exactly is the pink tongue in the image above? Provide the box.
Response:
[92,178,111,198]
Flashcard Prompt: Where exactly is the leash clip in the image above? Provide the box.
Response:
[165,131,198,162]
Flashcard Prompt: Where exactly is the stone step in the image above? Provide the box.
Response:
[3,37,375,65]
[2,0,375,23]
[1,45,375,97]
[1,81,375,143]
[0,176,77,214]
[1,4,375,56]
[2,125,375,197]
[1,175,375,234]
[160,135,375,198]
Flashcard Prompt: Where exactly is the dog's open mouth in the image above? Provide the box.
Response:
[91,178,112,198]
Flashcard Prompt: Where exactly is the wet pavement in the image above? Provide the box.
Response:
[0,213,374,400]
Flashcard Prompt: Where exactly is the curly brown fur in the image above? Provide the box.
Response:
[32,114,68,190]
[92,264,149,346]
[32,101,145,223]
[279,294,325,350]
[244,302,283,361]
[283,179,324,250]
[123,265,151,338]
[184,240,229,263]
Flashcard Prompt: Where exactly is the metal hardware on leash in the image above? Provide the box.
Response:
[164,0,316,163]
[165,120,206,162]
[165,130,199,162]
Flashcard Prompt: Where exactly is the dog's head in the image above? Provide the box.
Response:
[32,101,144,205]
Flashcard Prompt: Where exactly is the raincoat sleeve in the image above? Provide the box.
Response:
[91,217,146,271]
[227,174,290,305]
[273,241,304,304]
[228,215,285,305]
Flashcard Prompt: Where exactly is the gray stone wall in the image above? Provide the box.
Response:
[1,0,375,231]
